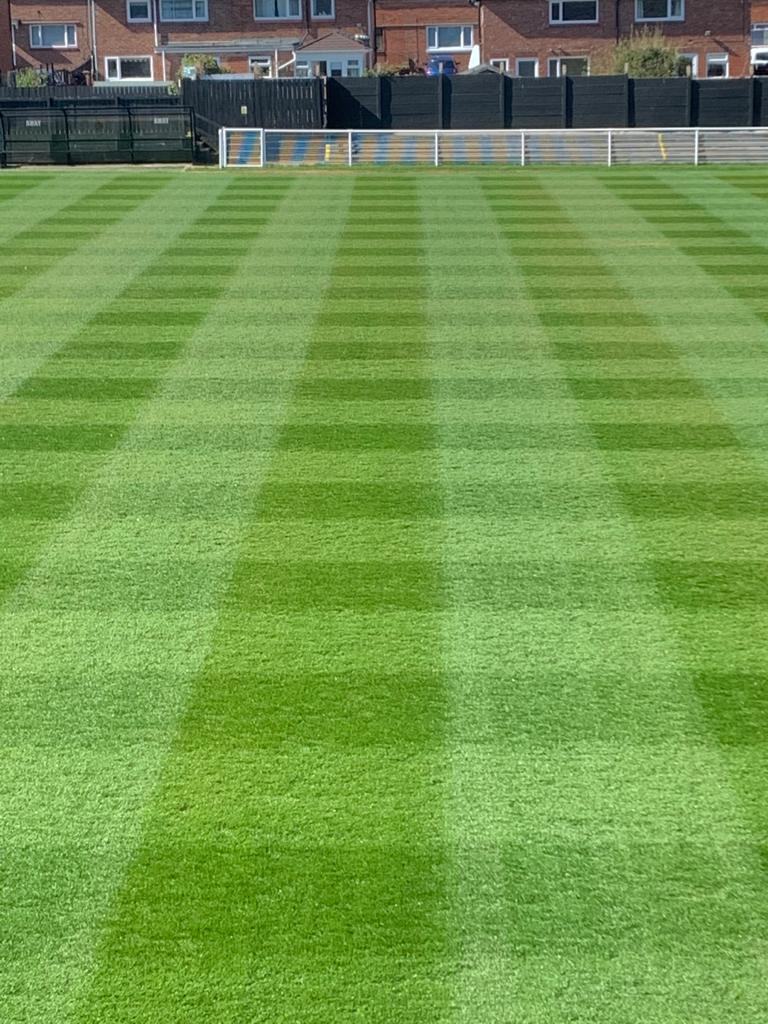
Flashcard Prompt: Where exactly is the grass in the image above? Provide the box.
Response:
[1,164,768,1023]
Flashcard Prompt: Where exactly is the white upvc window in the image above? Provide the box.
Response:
[706,53,729,78]
[160,0,208,21]
[105,55,154,80]
[753,24,768,45]
[635,0,683,22]
[127,0,151,21]
[311,0,334,18]
[29,23,77,48]
[426,25,474,51]
[490,58,509,71]
[295,59,311,76]
[516,57,538,77]
[254,0,301,18]
[550,2,598,25]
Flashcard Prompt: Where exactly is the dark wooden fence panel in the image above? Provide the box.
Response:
[181,78,323,130]
[693,79,754,127]
[509,78,567,129]
[384,76,440,129]
[570,75,628,127]
[754,78,768,126]
[446,75,505,129]
[326,77,382,128]
[630,78,690,127]
[0,85,176,106]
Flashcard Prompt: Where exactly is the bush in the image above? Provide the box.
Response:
[365,62,415,77]
[14,67,47,88]
[610,27,686,78]
[178,53,230,80]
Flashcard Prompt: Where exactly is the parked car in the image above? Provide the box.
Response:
[425,56,458,76]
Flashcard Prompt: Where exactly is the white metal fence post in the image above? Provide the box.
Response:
[521,130,526,167]
[694,128,700,166]
[218,128,225,168]
[260,128,266,168]
[607,129,613,167]
[348,130,353,167]
[434,132,439,167]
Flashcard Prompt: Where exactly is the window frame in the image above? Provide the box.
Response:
[752,24,768,45]
[677,52,698,77]
[548,55,589,76]
[159,0,208,23]
[635,0,684,23]
[706,52,729,78]
[249,55,273,76]
[549,1,599,26]
[105,55,154,80]
[254,0,302,20]
[126,0,152,22]
[515,57,539,77]
[311,0,335,19]
[29,23,77,49]
[489,58,509,72]
[426,25,474,52]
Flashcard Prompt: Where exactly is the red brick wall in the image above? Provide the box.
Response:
[0,0,13,71]
[481,0,750,77]
[375,0,479,70]
[10,0,91,73]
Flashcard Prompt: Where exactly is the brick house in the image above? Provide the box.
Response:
[375,0,752,77]
[375,0,479,71]
[1,0,371,80]
[0,0,756,79]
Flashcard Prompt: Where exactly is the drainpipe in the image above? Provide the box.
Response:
[615,0,620,42]
[368,0,375,66]
[152,0,165,80]
[88,0,98,80]
[10,19,18,69]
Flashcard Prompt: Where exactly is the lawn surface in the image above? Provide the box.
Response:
[1,165,768,1023]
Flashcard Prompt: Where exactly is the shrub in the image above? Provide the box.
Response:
[14,67,47,88]
[610,27,686,78]
[365,62,414,77]
[178,54,230,80]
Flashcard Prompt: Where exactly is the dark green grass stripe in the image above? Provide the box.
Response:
[0,181,292,603]
[484,175,768,870]
[75,180,450,1024]
[0,176,177,305]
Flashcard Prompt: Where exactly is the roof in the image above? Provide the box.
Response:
[297,32,369,53]
[156,38,301,54]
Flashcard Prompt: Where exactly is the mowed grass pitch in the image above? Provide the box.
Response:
[1,164,768,1024]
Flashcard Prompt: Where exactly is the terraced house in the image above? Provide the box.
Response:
[0,0,373,80]
[377,0,752,75]
[0,0,758,79]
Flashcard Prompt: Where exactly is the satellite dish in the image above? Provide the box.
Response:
[468,44,481,69]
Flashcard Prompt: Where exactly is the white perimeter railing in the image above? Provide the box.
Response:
[219,126,768,168]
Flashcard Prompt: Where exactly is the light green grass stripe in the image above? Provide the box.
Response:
[475,171,767,1022]
[0,178,350,1024]
[588,174,768,467]
[69,177,450,1024]
[551,175,768,844]
[0,172,230,398]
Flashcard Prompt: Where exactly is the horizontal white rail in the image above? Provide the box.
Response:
[220,127,768,168]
